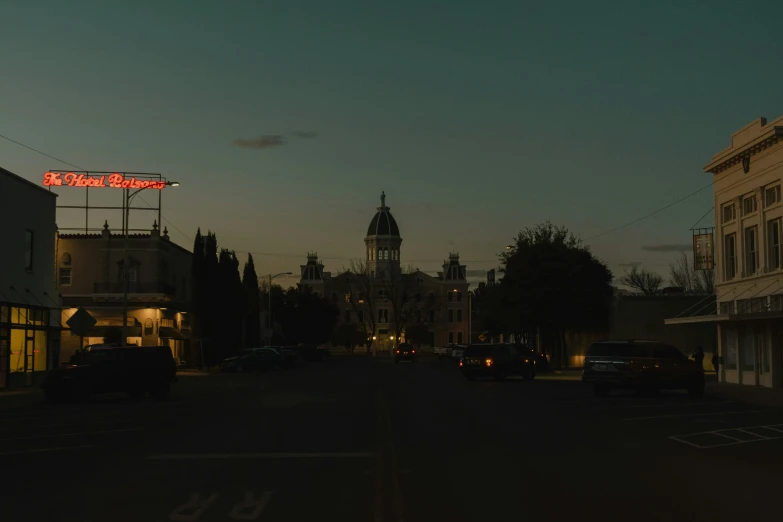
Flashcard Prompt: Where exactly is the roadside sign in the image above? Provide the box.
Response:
[66,307,97,337]
[478,333,488,342]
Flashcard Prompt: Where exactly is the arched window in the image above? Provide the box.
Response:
[377,248,382,260]
[383,248,389,260]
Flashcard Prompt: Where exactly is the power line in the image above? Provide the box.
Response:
[0,133,86,170]
[690,207,714,230]
[585,182,714,241]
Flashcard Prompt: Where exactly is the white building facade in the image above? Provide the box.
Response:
[0,167,60,389]
[668,116,783,388]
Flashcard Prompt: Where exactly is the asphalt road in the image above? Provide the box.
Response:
[1,356,783,522]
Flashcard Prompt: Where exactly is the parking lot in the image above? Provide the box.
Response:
[1,357,782,522]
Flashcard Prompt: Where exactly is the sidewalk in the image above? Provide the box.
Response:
[706,381,783,408]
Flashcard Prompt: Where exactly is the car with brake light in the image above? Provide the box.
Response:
[582,339,704,396]
[460,343,536,381]
[395,343,417,363]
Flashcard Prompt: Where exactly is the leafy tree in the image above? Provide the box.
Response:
[500,222,613,366]
[242,254,261,347]
[378,264,420,347]
[620,265,663,295]
[335,322,364,353]
[669,252,715,295]
[278,286,338,345]
[470,282,506,340]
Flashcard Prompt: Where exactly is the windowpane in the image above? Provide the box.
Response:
[457,309,463,322]
[745,227,757,275]
[769,220,781,269]
[448,332,454,344]
[725,234,736,279]
[448,309,454,322]
[457,332,463,344]
[59,268,72,286]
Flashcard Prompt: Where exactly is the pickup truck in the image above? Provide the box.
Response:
[434,346,453,358]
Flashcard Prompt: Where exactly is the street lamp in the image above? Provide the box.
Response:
[121,180,180,345]
[266,272,293,346]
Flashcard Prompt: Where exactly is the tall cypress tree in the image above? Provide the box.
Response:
[203,232,220,364]
[242,254,261,348]
[190,229,206,365]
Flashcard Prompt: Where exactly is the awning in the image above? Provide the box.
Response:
[665,314,729,325]
[160,327,188,339]
[665,310,783,325]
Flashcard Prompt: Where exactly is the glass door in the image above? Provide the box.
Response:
[25,330,35,386]
[0,328,8,389]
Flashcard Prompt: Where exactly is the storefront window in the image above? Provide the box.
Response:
[742,330,755,371]
[0,305,8,324]
[8,328,48,373]
[725,330,737,370]
[34,330,47,371]
[10,329,25,372]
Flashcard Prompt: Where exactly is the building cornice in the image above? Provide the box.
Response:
[704,126,783,174]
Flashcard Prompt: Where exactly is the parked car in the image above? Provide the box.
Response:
[394,343,417,363]
[221,348,285,373]
[43,345,177,402]
[582,340,705,396]
[284,344,330,362]
[460,343,536,381]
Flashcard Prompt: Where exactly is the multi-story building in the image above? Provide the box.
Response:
[667,115,783,388]
[57,220,192,364]
[0,167,60,389]
[299,192,470,350]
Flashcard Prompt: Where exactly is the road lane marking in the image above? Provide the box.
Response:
[147,452,375,460]
[0,428,138,442]
[0,419,133,431]
[228,491,272,520]
[169,493,218,521]
[0,445,93,456]
[622,409,770,421]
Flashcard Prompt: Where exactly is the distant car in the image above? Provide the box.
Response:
[284,344,330,362]
[394,343,417,363]
[450,345,468,361]
[582,340,705,396]
[433,346,453,358]
[460,343,536,381]
[43,345,177,402]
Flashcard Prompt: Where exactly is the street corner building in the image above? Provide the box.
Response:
[56,220,192,366]
[666,115,783,388]
[298,192,470,349]
[0,167,61,390]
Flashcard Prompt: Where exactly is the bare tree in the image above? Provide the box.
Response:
[620,266,663,296]
[379,264,421,346]
[336,259,378,349]
[669,252,715,295]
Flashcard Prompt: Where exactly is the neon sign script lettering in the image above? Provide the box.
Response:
[43,172,167,190]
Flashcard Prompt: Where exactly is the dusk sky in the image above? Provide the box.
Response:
[2,1,783,288]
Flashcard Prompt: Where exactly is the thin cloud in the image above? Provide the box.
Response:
[233,136,286,149]
[291,130,318,138]
[641,244,691,252]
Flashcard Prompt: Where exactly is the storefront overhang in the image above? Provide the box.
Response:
[664,314,729,325]
[666,310,783,325]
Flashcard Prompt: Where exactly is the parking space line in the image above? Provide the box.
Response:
[712,432,744,442]
[669,423,783,449]
[0,445,93,456]
[623,409,768,421]
[0,428,138,442]
[147,452,376,460]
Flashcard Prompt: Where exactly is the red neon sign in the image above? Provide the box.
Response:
[43,172,167,190]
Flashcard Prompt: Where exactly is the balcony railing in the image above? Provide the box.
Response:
[93,281,176,295]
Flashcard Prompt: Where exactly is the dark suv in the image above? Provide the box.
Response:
[460,344,536,381]
[42,345,177,402]
[582,340,704,396]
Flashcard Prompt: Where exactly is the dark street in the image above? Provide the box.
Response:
[2,356,782,522]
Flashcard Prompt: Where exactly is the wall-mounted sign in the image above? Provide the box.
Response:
[693,233,714,270]
[43,171,166,189]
